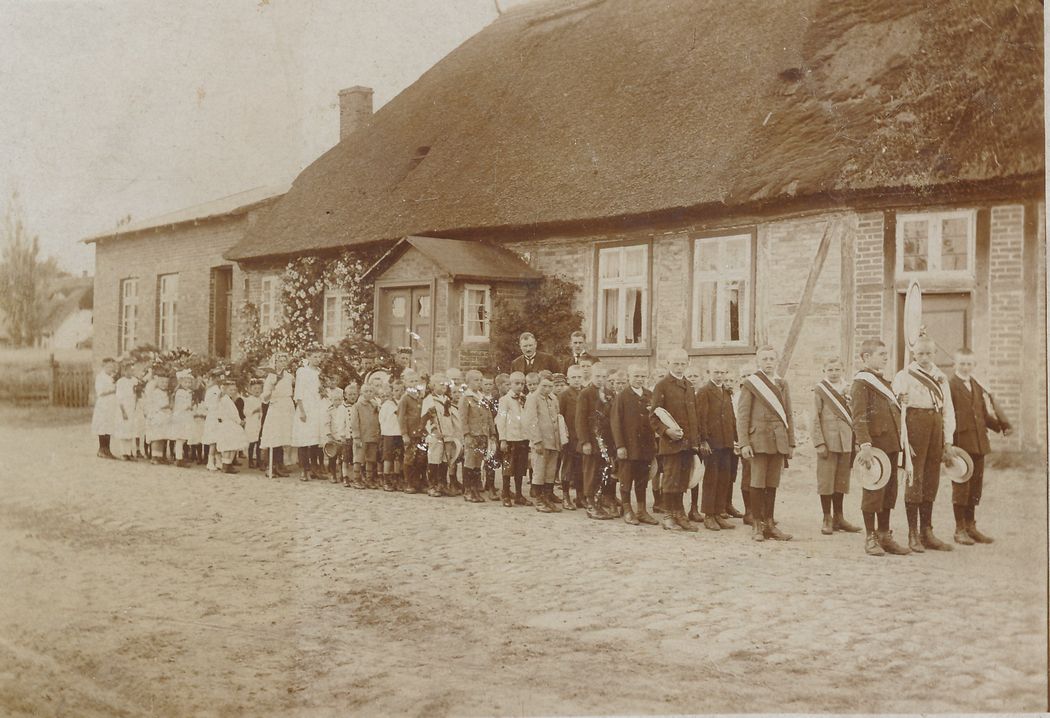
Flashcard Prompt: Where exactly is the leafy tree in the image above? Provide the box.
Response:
[490,276,584,372]
[0,190,59,347]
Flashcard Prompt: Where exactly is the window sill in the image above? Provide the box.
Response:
[687,345,756,356]
[593,346,653,358]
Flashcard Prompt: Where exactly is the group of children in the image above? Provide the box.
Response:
[90,335,1011,555]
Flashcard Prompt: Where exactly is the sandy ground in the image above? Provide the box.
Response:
[0,412,1046,716]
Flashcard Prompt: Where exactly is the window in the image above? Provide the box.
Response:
[259,276,280,332]
[691,233,753,348]
[463,284,491,341]
[897,210,975,275]
[157,273,178,350]
[596,243,649,348]
[322,288,347,345]
[119,278,138,354]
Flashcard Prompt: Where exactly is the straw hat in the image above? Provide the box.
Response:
[854,447,893,491]
[942,446,975,484]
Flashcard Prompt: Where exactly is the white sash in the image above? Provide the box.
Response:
[855,371,900,409]
[816,380,852,428]
[745,374,788,427]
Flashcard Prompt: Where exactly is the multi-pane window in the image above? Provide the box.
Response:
[259,276,280,332]
[463,284,491,341]
[119,278,138,354]
[322,288,347,345]
[596,244,648,348]
[692,233,752,347]
[897,210,975,275]
[157,274,178,350]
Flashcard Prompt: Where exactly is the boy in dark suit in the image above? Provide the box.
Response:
[650,348,700,532]
[852,339,910,556]
[949,348,1012,544]
[736,345,794,542]
[695,359,738,530]
[559,365,586,510]
[812,358,862,535]
[611,364,658,525]
[576,362,615,520]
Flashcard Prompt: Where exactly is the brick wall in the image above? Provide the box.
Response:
[93,213,252,367]
[986,205,1025,451]
[852,212,886,359]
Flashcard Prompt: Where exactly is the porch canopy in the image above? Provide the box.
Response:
[362,236,542,283]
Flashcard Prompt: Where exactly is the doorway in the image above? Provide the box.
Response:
[377,285,432,369]
[897,291,970,372]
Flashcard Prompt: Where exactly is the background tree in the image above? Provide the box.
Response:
[490,276,584,372]
[0,190,59,347]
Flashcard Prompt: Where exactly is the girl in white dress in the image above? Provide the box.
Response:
[215,379,248,473]
[292,351,323,481]
[112,361,140,460]
[91,358,118,458]
[243,380,264,469]
[171,369,196,468]
[144,374,174,464]
[201,371,223,471]
[260,356,294,477]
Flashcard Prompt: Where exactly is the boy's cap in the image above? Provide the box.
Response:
[552,373,567,385]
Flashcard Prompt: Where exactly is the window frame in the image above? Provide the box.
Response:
[462,283,492,343]
[157,273,179,350]
[895,209,976,278]
[322,287,348,345]
[258,275,280,332]
[687,228,758,354]
[592,239,652,353]
[119,277,139,355]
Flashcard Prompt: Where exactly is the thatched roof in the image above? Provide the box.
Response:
[228,0,1044,262]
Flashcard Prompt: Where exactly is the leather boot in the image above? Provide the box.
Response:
[662,511,683,531]
[501,476,514,507]
[562,491,576,511]
[724,503,744,519]
[920,527,953,551]
[623,504,639,525]
[674,510,700,532]
[833,515,862,533]
[587,497,613,520]
[635,506,658,525]
[821,515,834,535]
[535,486,554,512]
[967,522,993,544]
[688,508,704,523]
[908,528,925,553]
[714,514,735,530]
[865,531,885,556]
[652,491,665,514]
[547,485,562,512]
[703,515,721,531]
[954,527,976,545]
[751,519,766,542]
[878,530,911,555]
[426,464,443,497]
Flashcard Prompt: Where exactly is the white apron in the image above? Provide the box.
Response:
[91,371,116,435]
[291,365,322,447]
[260,372,295,448]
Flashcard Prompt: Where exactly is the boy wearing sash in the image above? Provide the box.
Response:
[852,339,910,556]
[650,349,700,532]
[736,346,794,542]
[892,337,956,552]
[812,358,861,535]
[948,348,1012,544]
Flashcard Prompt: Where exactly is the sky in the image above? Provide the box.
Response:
[0,0,531,275]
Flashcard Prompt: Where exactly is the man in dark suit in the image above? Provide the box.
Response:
[558,365,586,510]
[576,362,615,520]
[564,330,598,374]
[695,359,738,530]
[851,338,910,556]
[611,364,658,525]
[510,332,560,375]
[948,347,1013,545]
[650,348,700,532]
[737,345,795,542]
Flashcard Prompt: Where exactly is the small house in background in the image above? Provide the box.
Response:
[40,275,94,350]
[83,185,287,359]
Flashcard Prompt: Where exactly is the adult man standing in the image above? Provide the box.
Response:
[650,349,700,532]
[510,332,560,375]
[611,364,658,525]
[695,359,738,530]
[564,330,597,374]
[736,345,794,542]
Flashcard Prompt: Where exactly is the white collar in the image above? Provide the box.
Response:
[632,386,644,396]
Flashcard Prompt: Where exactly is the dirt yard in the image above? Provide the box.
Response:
[1,411,1046,716]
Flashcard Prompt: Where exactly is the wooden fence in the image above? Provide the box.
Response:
[0,353,93,407]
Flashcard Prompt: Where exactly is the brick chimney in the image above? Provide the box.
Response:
[338,86,374,141]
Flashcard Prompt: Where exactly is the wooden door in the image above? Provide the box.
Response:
[381,287,411,350]
[898,291,970,372]
[411,287,431,354]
